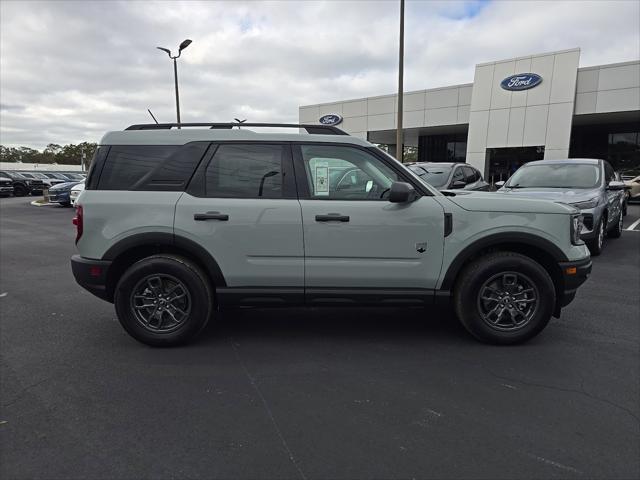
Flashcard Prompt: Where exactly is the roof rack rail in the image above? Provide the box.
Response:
[124,122,349,135]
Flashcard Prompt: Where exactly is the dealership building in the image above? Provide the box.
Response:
[299,48,640,182]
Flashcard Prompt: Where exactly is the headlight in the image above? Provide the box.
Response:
[570,197,598,209]
[571,214,584,245]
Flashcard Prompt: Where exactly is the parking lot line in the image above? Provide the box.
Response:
[625,218,640,231]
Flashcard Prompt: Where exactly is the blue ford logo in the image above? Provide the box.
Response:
[318,114,343,126]
[500,73,543,91]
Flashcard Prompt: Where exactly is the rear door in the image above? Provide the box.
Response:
[293,143,445,297]
[174,143,304,297]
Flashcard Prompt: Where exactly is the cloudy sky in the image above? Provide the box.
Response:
[1,0,639,149]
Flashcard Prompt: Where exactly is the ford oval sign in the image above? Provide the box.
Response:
[500,73,543,91]
[318,114,343,126]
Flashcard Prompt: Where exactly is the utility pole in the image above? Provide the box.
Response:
[395,0,405,163]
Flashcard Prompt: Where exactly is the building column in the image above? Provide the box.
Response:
[387,144,398,159]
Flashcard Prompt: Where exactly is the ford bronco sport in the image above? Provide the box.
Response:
[71,122,592,346]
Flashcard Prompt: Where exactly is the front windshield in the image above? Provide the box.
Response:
[2,171,23,179]
[409,165,452,188]
[506,163,601,189]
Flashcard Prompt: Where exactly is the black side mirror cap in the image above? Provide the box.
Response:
[389,181,418,203]
[452,180,466,189]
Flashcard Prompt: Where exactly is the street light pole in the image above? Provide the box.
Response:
[157,39,192,129]
[395,0,405,163]
[173,57,181,126]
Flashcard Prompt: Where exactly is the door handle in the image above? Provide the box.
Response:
[315,213,350,222]
[194,211,229,221]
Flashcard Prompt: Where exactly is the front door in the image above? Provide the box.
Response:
[293,144,445,295]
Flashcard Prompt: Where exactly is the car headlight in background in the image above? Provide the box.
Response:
[571,214,584,245]
[570,197,599,209]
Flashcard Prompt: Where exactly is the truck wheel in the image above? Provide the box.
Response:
[586,217,605,256]
[114,254,213,347]
[453,251,555,345]
[13,185,26,197]
[608,211,623,239]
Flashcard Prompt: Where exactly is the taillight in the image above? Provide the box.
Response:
[73,205,83,244]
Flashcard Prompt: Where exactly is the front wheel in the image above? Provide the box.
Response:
[453,251,556,345]
[586,217,605,256]
[608,211,623,238]
[114,255,213,347]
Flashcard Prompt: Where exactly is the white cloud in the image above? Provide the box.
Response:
[0,0,638,148]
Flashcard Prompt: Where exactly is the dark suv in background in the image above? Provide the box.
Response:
[407,162,489,191]
[0,171,44,196]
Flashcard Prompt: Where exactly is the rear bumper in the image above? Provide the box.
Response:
[71,255,112,302]
[558,257,592,308]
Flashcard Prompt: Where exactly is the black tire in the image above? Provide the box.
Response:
[453,251,556,345]
[586,217,605,256]
[114,254,213,347]
[13,185,27,197]
[608,210,623,239]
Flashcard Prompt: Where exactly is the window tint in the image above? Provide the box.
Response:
[98,146,178,190]
[604,162,615,183]
[451,167,464,184]
[462,166,478,182]
[300,145,399,200]
[96,143,209,191]
[204,144,283,198]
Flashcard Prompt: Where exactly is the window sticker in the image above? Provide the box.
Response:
[315,162,329,196]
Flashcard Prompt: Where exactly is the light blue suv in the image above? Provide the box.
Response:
[497,159,626,255]
[71,123,591,347]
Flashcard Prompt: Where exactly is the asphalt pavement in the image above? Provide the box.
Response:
[1,196,639,480]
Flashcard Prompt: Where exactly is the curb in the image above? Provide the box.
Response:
[30,200,52,207]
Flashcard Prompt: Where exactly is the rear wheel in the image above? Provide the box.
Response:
[586,217,605,255]
[13,185,27,197]
[114,255,213,347]
[453,251,555,345]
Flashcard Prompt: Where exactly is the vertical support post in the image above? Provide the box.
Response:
[395,0,405,163]
[173,57,181,129]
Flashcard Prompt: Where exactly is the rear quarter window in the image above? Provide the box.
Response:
[95,143,209,191]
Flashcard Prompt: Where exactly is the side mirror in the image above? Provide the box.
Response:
[495,180,505,187]
[388,181,417,203]
[607,180,625,191]
[451,180,466,189]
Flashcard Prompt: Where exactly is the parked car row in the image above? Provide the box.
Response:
[0,170,85,198]
[404,158,629,257]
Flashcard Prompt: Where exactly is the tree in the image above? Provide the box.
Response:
[0,142,97,166]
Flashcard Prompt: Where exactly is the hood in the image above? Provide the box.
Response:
[495,187,600,204]
[49,181,81,191]
[446,190,578,214]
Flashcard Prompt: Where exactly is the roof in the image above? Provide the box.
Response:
[524,158,602,165]
[100,128,373,147]
[410,162,457,168]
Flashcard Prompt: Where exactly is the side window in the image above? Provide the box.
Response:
[96,143,209,191]
[462,166,477,183]
[604,162,615,184]
[451,167,465,185]
[300,145,399,200]
[204,144,283,198]
[97,145,179,190]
